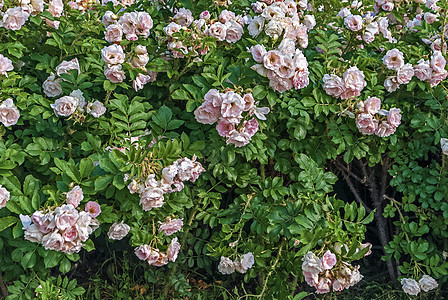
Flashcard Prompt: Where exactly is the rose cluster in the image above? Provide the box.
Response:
[20,186,100,255]
[128,155,205,211]
[164,8,245,59]
[0,185,10,210]
[102,0,134,8]
[401,275,438,296]
[51,88,106,119]
[158,217,183,236]
[135,237,181,267]
[383,49,446,91]
[194,89,270,147]
[302,251,363,294]
[322,66,367,99]
[67,0,97,12]
[217,252,255,275]
[102,11,157,91]
[355,97,402,137]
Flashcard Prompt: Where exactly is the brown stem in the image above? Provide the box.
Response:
[0,271,9,298]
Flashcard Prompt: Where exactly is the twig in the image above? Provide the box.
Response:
[0,271,9,298]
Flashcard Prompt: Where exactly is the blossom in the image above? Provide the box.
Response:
[42,231,64,251]
[265,19,283,40]
[225,20,244,43]
[66,186,83,208]
[85,201,101,218]
[133,74,151,91]
[158,218,183,236]
[363,97,381,114]
[86,101,106,118]
[321,250,337,270]
[414,59,432,81]
[209,22,227,41]
[387,108,401,128]
[174,8,193,27]
[216,119,235,137]
[0,54,14,77]
[164,22,182,37]
[108,221,130,240]
[105,24,123,43]
[2,7,29,31]
[101,44,125,66]
[424,12,438,24]
[382,49,405,70]
[247,16,264,37]
[323,74,344,98]
[344,15,363,31]
[119,12,138,41]
[105,65,126,83]
[69,89,85,112]
[221,91,244,118]
[235,252,254,273]
[55,204,79,231]
[276,56,296,78]
[384,76,400,92]
[135,245,152,260]
[418,275,438,292]
[0,185,10,209]
[218,256,235,274]
[263,50,283,71]
[0,99,20,127]
[401,278,420,296]
[292,69,310,89]
[376,121,396,137]
[302,251,323,274]
[56,58,80,76]
[43,75,62,97]
[303,271,319,287]
[356,113,378,135]
[430,51,446,73]
[442,138,448,155]
[341,67,366,99]
[167,237,181,262]
[226,130,251,147]
[51,96,77,117]
[102,11,118,27]
[269,75,293,93]
[48,0,63,17]
[315,277,331,294]
[303,15,316,30]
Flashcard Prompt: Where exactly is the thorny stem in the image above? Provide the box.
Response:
[384,195,411,243]
[441,9,447,55]
[232,195,253,257]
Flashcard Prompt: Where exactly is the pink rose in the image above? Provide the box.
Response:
[278,39,296,56]
[55,204,79,231]
[174,8,193,26]
[387,108,401,128]
[135,245,151,260]
[381,1,394,11]
[356,113,378,135]
[0,54,14,76]
[315,277,331,294]
[49,0,63,17]
[249,45,267,63]
[340,67,366,99]
[208,22,227,41]
[382,49,405,70]
[276,56,296,79]
[102,11,118,27]
[167,237,181,262]
[101,44,125,66]
[225,20,243,43]
[194,100,221,125]
[133,73,151,91]
[216,118,235,136]
[62,226,78,242]
[263,50,283,71]
[137,12,153,31]
[2,7,29,30]
[164,22,181,37]
[363,97,381,114]
[424,12,438,24]
[384,76,400,92]
[158,218,183,236]
[219,10,235,23]
[344,15,363,31]
[56,58,80,76]
[323,74,345,97]
[303,271,319,287]
[51,96,78,117]
[376,121,396,137]
[363,32,375,44]
[119,12,138,41]
[31,211,55,234]
[429,70,448,87]
[0,98,20,127]
[243,93,255,111]
[269,75,293,93]
[414,59,432,81]
[243,119,259,137]
[321,250,337,270]
[292,69,310,89]
[85,201,101,218]
[105,24,123,43]
[43,75,62,97]
[105,65,126,83]
[221,91,244,118]
[108,221,130,240]
[42,231,64,251]
[140,187,164,211]
[200,11,210,20]
[66,185,83,208]
[430,51,446,73]
[0,185,10,209]
[396,63,414,84]
[226,130,251,147]
[86,101,106,118]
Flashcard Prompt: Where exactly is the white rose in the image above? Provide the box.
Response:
[69,89,85,112]
[0,185,10,209]
[441,138,448,155]
[418,275,438,292]
[247,16,264,37]
[86,101,106,118]
[43,75,63,97]
[51,96,78,117]
[0,98,20,127]
[401,278,420,296]
[265,19,283,40]
[108,221,131,240]
[218,256,235,274]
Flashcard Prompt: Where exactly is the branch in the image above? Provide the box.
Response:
[0,271,9,298]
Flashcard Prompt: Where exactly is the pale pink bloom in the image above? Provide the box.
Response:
[249,45,267,63]
[278,39,296,56]
[396,63,414,84]
[31,211,55,234]
[337,7,351,18]
[247,16,264,37]
[105,65,126,83]
[200,11,210,20]
[382,49,405,70]
[216,119,235,136]
[164,22,181,37]
[387,108,402,128]
[424,12,438,24]
[219,10,235,23]
[102,11,118,27]
[240,252,254,271]
[302,251,324,274]
[0,54,14,77]
[51,96,77,117]
[152,252,169,266]
[333,279,345,292]
[366,22,379,35]
[356,113,378,135]
[226,130,251,147]
[101,44,125,66]
[262,6,284,20]
[376,121,396,137]
[42,231,64,251]
[86,101,106,118]
[119,12,138,41]
[315,277,331,294]
[194,100,221,124]
[251,64,268,76]
[321,250,337,270]
[108,221,130,240]
[377,17,389,37]
[218,256,235,274]
[414,59,432,81]
[135,244,152,260]
[363,32,375,44]
[243,119,259,137]
[243,94,255,111]
[167,237,181,262]
[344,15,363,31]
[292,69,310,89]
[269,75,293,93]
[0,98,20,127]
[48,0,63,17]
[363,97,381,114]
[323,74,344,97]
[132,74,150,91]
[140,186,164,211]
[85,201,101,218]
[159,218,183,236]
[62,226,78,242]
[381,2,394,11]
[341,67,366,99]
[429,70,448,87]
[401,278,420,296]
[263,50,283,70]
[105,24,123,43]
[137,12,153,32]
[419,275,438,292]
[265,19,283,40]
[303,271,319,287]
[252,2,265,14]
[131,52,149,68]
[2,7,29,30]
[221,91,244,118]
[208,22,227,41]
[225,20,243,43]
[174,8,193,26]
[303,15,316,30]
[55,204,79,231]
[43,75,62,97]
[23,224,43,243]
[384,76,400,92]
[56,58,80,76]
[0,185,10,209]
[430,51,446,73]
[276,56,296,78]
[66,186,83,208]
[430,39,447,53]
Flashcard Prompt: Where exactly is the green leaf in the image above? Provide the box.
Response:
[0,216,19,232]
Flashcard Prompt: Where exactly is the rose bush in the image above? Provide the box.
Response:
[0,0,447,298]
